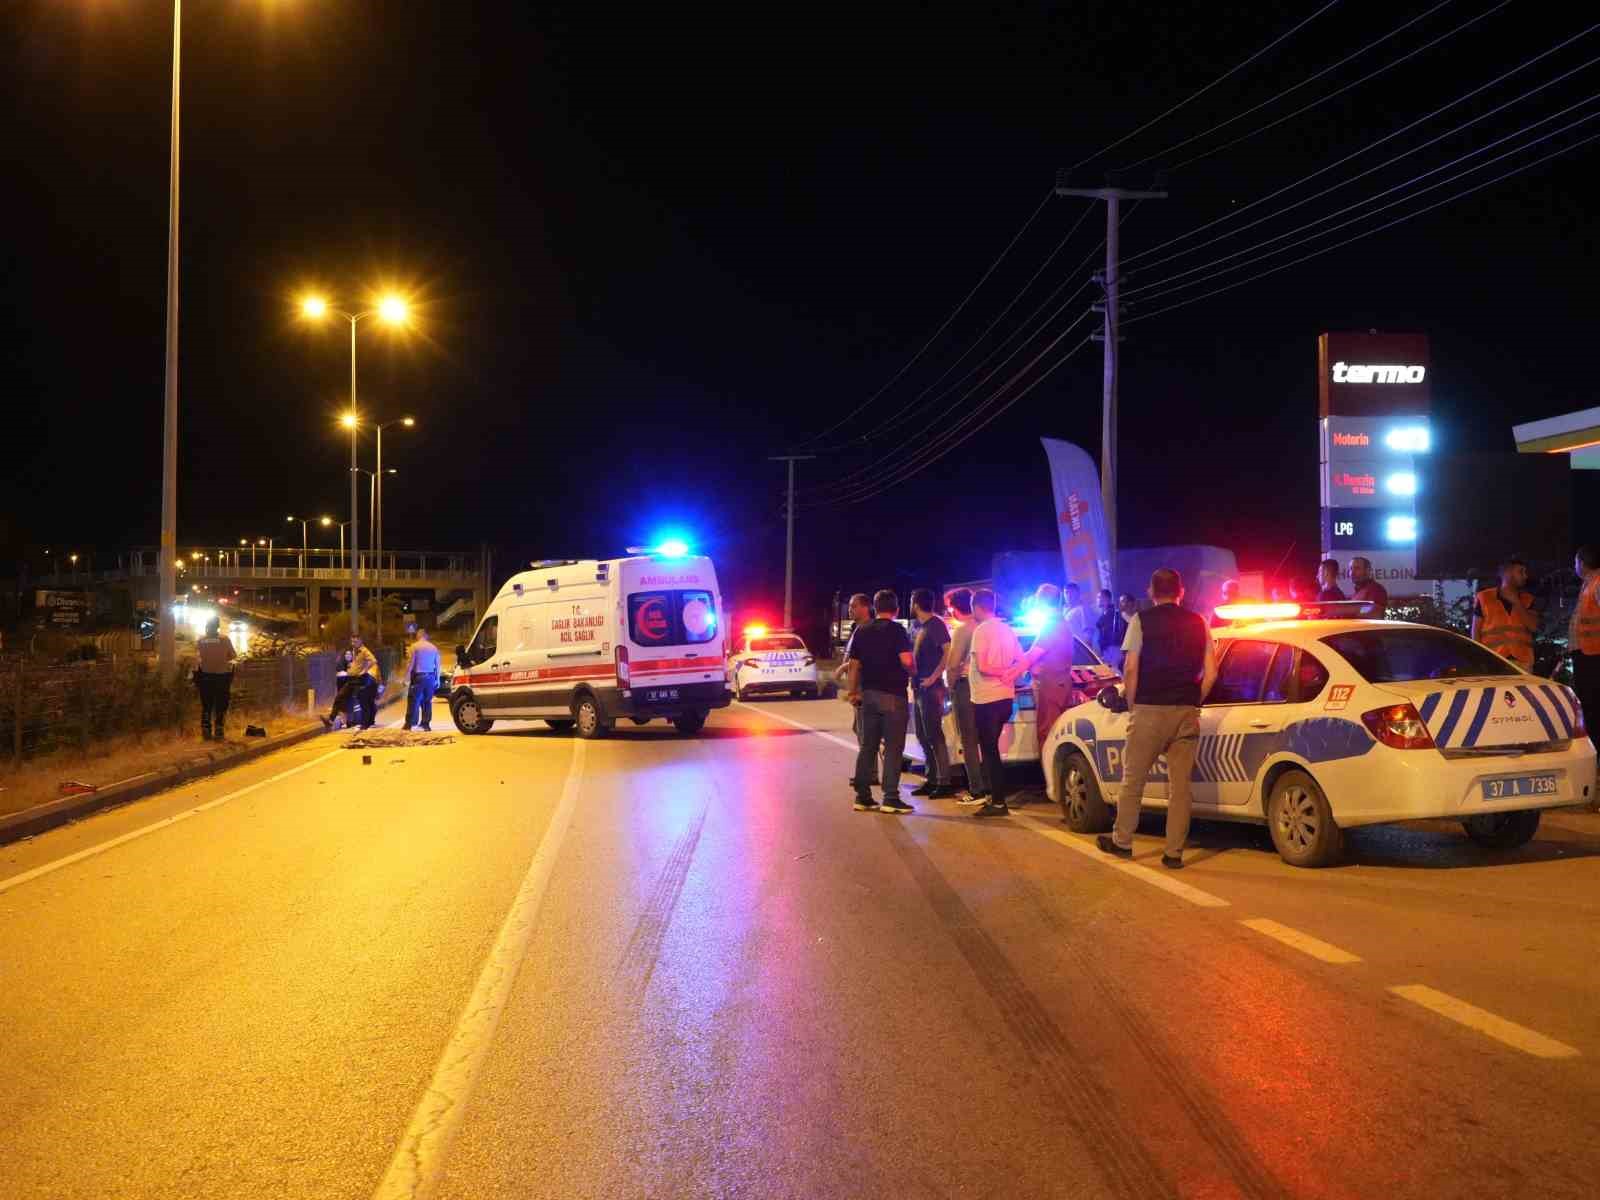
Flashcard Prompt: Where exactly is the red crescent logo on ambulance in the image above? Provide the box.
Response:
[636,598,670,642]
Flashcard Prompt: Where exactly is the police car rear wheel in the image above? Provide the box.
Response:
[1058,752,1112,833]
[1266,770,1343,868]
[451,696,493,736]
[1462,809,1541,849]
[573,693,610,739]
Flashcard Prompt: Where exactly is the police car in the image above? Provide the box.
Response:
[1041,602,1596,867]
[729,627,821,700]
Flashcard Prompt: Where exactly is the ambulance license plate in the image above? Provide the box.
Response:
[1481,773,1557,800]
[645,687,680,703]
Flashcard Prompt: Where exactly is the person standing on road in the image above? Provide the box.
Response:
[1101,593,1137,670]
[845,590,915,814]
[1471,558,1538,671]
[403,626,442,732]
[835,593,879,790]
[944,587,985,799]
[1349,556,1389,612]
[195,615,237,741]
[1062,582,1091,643]
[1316,558,1346,602]
[323,635,380,731]
[1568,545,1600,745]
[1098,568,1218,869]
[1025,583,1079,758]
[909,589,956,799]
[965,588,1027,818]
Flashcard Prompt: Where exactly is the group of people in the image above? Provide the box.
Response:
[319,627,442,733]
[837,581,1137,821]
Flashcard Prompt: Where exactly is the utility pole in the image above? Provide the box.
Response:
[1053,175,1165,591]
[770,455,815,630]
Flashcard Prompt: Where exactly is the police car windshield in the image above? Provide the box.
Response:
[751,636,805,652]
[1321,628,1520,684]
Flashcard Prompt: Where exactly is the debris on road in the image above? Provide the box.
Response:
[57,780,97,796]
[342,729,455,749]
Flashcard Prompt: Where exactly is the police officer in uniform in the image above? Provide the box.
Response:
[1471,557,1538,671]
[1097,568,1218,869]
[195,615,237,740]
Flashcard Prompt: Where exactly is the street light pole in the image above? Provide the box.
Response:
[349,320,359,637]
[157,0,182,673]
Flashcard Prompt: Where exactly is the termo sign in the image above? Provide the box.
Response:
[1331,361,1426,384]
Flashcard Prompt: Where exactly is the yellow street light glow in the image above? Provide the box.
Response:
[240,539,248,546]
[402,416,416,427]
[341,412,358,429]
[378,295,409,326]
[300,295,329,319]
[320,516,333,526]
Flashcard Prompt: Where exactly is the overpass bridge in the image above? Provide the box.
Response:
[30,547,489,638]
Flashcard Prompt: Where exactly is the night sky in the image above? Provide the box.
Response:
[4,1,1596,628]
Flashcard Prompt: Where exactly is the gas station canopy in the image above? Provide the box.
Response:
[1514,406,1600,469]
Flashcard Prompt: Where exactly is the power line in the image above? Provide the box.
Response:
[1123,128,1600,327]
[1124,93,1600,303]
[1119,0,1462,172]
[1118,20,1600,269]
[1069,0,1344,171]
[794,188,1055,449]
[811,331,1098,509]
[802,201,1145,490]
[832,200,1099,446]
[812,311,1098,507]
[1122,46,1600,281]
[1165,0,1512,172]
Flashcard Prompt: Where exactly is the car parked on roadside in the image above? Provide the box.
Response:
[729,627,820,700]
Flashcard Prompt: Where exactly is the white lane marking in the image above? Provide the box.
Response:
[735,699,861,753]
[0,747,344,897]
[1012,813,1232,908]
[373,738,588,1200]
[1389,984,1580,1060]
[1240,918,1361,964]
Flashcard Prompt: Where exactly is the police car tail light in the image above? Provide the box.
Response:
[1361,703,1435,750]
[615,645,630,684]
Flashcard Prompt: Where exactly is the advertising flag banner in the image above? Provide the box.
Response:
[1041,438,1110,596]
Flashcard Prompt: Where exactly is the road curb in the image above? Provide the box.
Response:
[0,692,407,848]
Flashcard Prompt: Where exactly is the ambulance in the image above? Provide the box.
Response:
[446,546,730,738]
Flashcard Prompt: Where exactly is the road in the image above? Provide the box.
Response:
[1,694,1598,1199]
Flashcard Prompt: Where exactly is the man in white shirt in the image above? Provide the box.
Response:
[965,588,1027,818]
[1063,582,1092,643]
[404,627,442,732]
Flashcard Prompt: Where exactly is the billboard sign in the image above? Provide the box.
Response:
[36,590,90,626]
[1318,331,1430,418]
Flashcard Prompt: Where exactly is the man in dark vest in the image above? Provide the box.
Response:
[1098,567,1218,869]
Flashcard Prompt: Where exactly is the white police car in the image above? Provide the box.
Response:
[730,627,820,700]
[1041,603,1596,867]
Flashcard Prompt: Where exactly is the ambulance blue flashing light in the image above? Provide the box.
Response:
[654,538,691,559]
[1020,604,1054,636]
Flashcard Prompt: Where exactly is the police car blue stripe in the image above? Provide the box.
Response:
[1538,685,1574,737]
[1516,686,1559,741]
[1460,686,1498,748]
[1418,692,1442,726]
[1551,685,1582,731]
[1228,734,1245,782]
[1434,689,1472,748]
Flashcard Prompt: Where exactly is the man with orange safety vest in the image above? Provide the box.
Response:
[1569,545,1600,748]
[1471,557,1538,671]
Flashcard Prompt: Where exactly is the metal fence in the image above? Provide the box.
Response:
[0,651,357,762]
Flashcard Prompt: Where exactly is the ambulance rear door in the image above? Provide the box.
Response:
[620,556,724,699]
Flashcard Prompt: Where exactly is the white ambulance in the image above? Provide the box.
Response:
[446,549,730,738]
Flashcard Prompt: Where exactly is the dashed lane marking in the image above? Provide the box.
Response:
[1012,813,1232,908]
[373,738,588,1200]
[1389,984,1580,1060]
[0,746,344,897]
[1240,918,1361,964]
[734,699,861,753]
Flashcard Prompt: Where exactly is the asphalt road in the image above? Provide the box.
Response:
[2,694,1598,1199]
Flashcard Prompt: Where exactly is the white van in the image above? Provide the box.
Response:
[447,553,730,738]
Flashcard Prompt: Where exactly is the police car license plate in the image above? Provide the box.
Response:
[645,687,680,703]
[1481,773,1558,800]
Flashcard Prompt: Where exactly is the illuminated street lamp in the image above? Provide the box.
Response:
[298,292,412,636]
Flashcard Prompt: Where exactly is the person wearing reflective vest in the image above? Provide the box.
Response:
[1471,557,1538,670]
[1570,545,1600,747]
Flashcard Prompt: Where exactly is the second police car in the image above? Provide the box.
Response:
[1041,601,1596,867]
[728,626,822,700]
